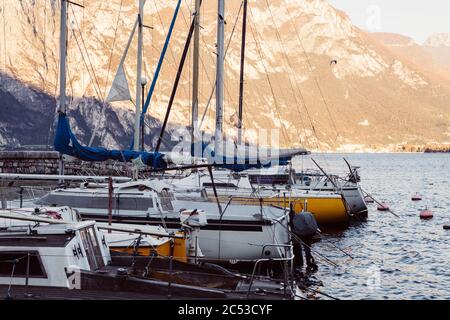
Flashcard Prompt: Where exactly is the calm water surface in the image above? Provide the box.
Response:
[292,153,450,299]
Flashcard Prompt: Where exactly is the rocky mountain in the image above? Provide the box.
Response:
[423,33,450,75]
[424,33,450,47]
[1,0,449,152]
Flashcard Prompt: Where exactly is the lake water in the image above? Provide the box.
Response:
[292,153,450,300]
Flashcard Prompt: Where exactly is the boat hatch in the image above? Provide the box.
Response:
[79,226,105,270]
[157,190,174,211]
[0,234,74,247]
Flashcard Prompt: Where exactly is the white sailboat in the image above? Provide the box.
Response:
[30,0,293,265]
[35,179,292,263]
[0,212,294,299]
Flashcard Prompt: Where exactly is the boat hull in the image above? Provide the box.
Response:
[216,195,349,225]
[80,212,291,263]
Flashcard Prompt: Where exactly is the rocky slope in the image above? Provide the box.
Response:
[0,0,449,151]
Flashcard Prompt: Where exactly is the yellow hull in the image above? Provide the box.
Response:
[110,237,188,262]
[220,196,349,225]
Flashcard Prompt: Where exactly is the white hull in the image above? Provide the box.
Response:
[35,182,293,262]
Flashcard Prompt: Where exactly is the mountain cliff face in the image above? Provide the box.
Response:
[1,0,449,151]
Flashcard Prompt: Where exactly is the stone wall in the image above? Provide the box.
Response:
[0,151,134,176]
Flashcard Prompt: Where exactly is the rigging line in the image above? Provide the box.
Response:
[69,4,104,102]
[148,1,211,130]
[103,0,125,99]
[146,39,212,104]
[94,0,127,147]
[330,9,399,130]
[40,0,59,146]
[247,8,290,145]
[1,0,6,80]
[281,0,340,144]
[67,4,102,96]
[198,1,244,130]
[69,28,103,103]
[153,0,190,99]
[278,4,330,168]
[179,0,236,113]
[260,7,313,151]
[262,1,318,151]
[262,0,308,145]
[47,1,62,148]
[180,2,242,129]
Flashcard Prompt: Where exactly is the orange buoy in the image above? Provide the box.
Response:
[377,203,389,211]
[419,209,433,220]
[411,193,422,201]
[364,196,375,204]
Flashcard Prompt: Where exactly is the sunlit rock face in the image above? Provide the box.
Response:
[0,0,449,151]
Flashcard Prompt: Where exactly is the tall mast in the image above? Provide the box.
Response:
[214,0,225,153]
[58,0,67,114]
[134,0,145,152]
[237,0,248,145]
[191,0,201,161]
[57,0,68,178]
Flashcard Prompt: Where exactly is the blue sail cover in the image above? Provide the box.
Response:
[54,113,167,168]
[193,141,308,172]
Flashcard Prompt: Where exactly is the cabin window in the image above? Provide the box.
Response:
[202,182,238,189]
[248,174,289,185]
[0,251,46,278]
[37,194,154,211]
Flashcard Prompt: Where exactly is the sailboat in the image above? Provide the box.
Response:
[155,0,353,226]
[176,0,367,224]
[0,211,295,300]
[41,0,294,265]
[54,0,168,172]
[48,0,352,227]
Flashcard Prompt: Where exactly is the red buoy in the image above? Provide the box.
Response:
[420,209,433,220]
[411,193,422,201]
[377,203,389,211]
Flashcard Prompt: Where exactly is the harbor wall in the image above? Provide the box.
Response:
[0,151,136,207]
[0,151,132,176]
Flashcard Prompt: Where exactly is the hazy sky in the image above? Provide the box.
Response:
[328,0,450,43]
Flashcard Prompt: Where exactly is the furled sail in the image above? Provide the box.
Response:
[192,140,309,172]
[54,113,167,168]
[106,17,138,103]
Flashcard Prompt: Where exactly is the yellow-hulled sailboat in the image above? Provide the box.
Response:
[172,171,350,225]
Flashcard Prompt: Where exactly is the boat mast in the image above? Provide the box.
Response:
[154,9,199,153]
[191,0,201,162]
[214,0,225,154]
[58,0,67,115]
[57,0,68,178]
[134,0,145,152]
[237,0,248,145]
